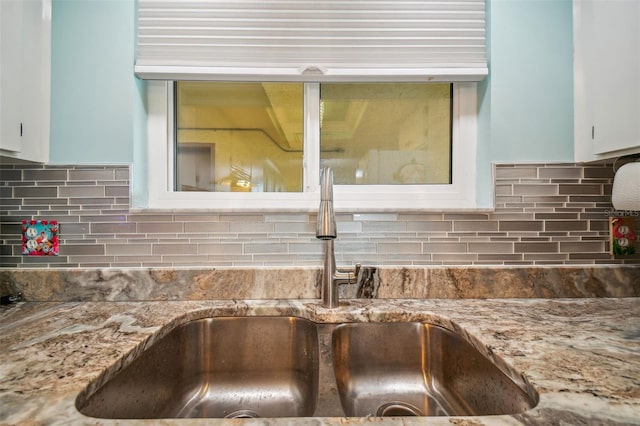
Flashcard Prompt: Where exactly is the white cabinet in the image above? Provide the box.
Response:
[574,0,640,162]
[0,0,51,162]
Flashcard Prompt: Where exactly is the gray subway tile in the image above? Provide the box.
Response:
[197,243,243,255]
[495,185,513,196]
[0,162,625,268]
[422,242,467,253]
[407,221,452,232]
[274,222,315,234]
[115,168,130,180]
[62,244,106,255]
[397,213,444,221]
[336,221,363,234]
[282,242,322,254]
[478,253,522,261]
[184,222,230,233]
[68,169,115,181]
[433,253,477,263]
[252,256,295,265]
[589,220,610,232]
[352,213,398,221]
[220,214,264,222]
[0,169,22,181]
[264,214,310,222]
[570,253,612,261]
[243,243,288,254]
[560,241,605,253]
[92,223,137,234]
[559,184,603,195]
[569,195,610,203]
[129,214,174,222]
[22,169,68,181]
[153,244,198,255]
[545,221,588,232]
[0,187,12,198]
[60,223,91,234]
[23,198,69,206]
[363,221,406,233]
[174,214,219,222]
[81,214,127,223]
[453,221,499,232]
[229,222,274,233]
[161,256,212,265]
[444,213,490,221]
[137,222,184,234]
[495,166,538,179]
[499,221,544,232]
[68,197,115,206]
[538,167,582,179]
[534,213,579,220]
[59,186,105,198]
[335,241,378,253]
[14,186,58,198]
[524,253,569,261]
[496,196,524,205]
[514,242,559,253]
[105,186,129,197]
[583,166,613,179]
[513,184,558,196]
[378,242,422,254]
[468,242,514,254]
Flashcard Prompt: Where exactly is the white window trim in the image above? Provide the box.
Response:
[146,81,478,212]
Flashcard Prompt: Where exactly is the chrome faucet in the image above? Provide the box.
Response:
[316,167,360,308]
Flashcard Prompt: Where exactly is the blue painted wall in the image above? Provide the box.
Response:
[48,0,574,206]
[487,0,573,162]
[476,0,573,206]
[50,0,139,164]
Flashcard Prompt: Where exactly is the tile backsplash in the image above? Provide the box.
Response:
[1,162,639,268]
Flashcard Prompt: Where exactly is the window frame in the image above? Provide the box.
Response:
[146,81,478,212]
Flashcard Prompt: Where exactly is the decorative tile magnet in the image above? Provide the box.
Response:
[22,219,59,256]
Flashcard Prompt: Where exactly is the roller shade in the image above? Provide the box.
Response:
[135,0,488,82]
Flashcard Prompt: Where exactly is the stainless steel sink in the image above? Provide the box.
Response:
[332,322,538,417]
[77,316,538,419]
[76,316,319,419]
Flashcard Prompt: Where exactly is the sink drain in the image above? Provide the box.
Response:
[224,409,260,418]
[376,402,423,417]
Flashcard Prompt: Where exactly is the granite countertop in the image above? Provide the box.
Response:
[1,297,639,425]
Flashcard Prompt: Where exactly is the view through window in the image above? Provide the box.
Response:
[174,82,452,192]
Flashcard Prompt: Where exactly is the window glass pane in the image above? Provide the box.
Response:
[320,83,452,185]
[175,82,304,192]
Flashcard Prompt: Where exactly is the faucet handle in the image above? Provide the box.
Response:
[348,263,361,284]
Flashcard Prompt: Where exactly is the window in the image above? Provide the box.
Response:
[175,82,305,193]
[174,81,454,194]
[319,83,452,186]
[147,81,478,211]
[140,0,486,211]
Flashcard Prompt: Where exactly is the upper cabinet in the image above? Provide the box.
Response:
[0,0,51,163]
[574,0,640,162]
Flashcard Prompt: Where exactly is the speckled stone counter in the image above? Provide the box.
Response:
[1,298,639,425]
[2,265,639,301]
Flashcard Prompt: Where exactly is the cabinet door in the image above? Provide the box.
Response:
[0,0,50,162]
[0,0,24,153]
[574,0,640,160]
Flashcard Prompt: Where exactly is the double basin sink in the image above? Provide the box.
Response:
[76,316,538,419]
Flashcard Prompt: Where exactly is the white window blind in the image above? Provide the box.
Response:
[135,0,488,82]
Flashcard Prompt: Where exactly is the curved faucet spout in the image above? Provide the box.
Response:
[316,167,361,308]
[316,167,336,239]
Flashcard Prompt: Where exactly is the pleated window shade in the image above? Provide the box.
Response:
[135,0,488,82]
